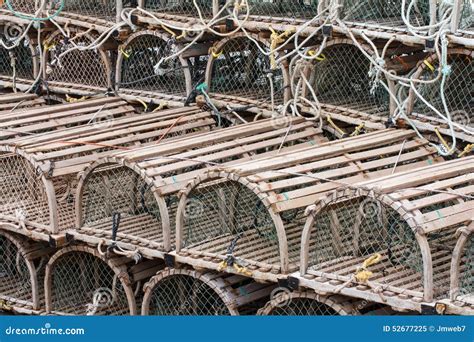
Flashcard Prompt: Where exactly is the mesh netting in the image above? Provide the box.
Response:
[0,38,36,80]
[144,0,214,18]
[459,0,473,31]
[246,0,319,20]
[146,274,232,315]
[460,234,473,298]
[412,53,473,129]
[340,0,431,29]
[81,165,165,247]
[262,294,345,316]
[1,0,38,14]
[118,34,188,96]
[306,43,390,117]
[45,32,110,88]
[307,195,424,292]
[209,37,284,103]
[0,234,34,305]
[52,0,117,21]
[49,251,131,315]
[0,153,51,228]
[181,179,280,268]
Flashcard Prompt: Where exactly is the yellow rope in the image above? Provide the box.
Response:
[161,24,176,37]
[66,94,88,103]
[209,46,223,59]
[458,144,474,158]
[269,26,295,69]
[327,115,346,136]
[435,127,451,152]
[350,122,365,137]
[423,59,435,72]
[136,98,149,112]
[152,101,169,112]
[218,260,252,277]
[354,253,382,283]
[308,50,326,61]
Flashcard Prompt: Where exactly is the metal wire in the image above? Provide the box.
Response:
[144,0,214,18]
[2,0,39,14]
[51,0,117,21]
[49,251,131,315]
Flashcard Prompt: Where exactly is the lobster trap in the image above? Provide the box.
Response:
[0,227,53,313]
[0,92,45,114]
[116,31,206,100]
[175,129,442,280]
[337,0,433,32]
[0,99,214,242]
[408,49,473,143]
[43,29,112,93]
[299,156,474,312]
[450,222,474,314]
[141,0,216,21]
[142,268,274,315]
[206,33,290,111]
[245,0,320,24]
[73,116,326,259]
[257,292,360,315]
[44,244,141,315]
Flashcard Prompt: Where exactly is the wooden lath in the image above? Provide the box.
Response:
[298,156,474,313]
[142,267,275,315]
[0,93,45,114]
[72,116,326,257]
[173,129,442,279]
[0,98,215,240]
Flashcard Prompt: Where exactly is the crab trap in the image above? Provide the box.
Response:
[0,98,214,242]
[43,28,112,94]
[72,116,326,259]
[0,227,54,314]
[116,30,208,102]
[257,291,361,315]
[0,31,38,88]
[407,48,473,143]
[141,268,274,315]
[174,129,442,280]
[205,33,290,113]
[44,244,164,315]
[450,222,474,314]
[298,156,474,314]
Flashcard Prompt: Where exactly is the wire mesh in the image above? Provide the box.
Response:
[51,0,118,21]
[0,37,36,80]
[411,53,473,129]
[460,234,473,299]
[459,0,473,31]
[1,0,38,14]
[143,0,214,18]
[209,36,285,103]
[45,31,110,88]
[81,164,165,248]
[0,153,51,228]
[246,0,320,20]
[306,42,390,118]
[118,34,188,96]
[181,178,281,269]
[48,250,132,315]
[307,193,425,293]
[0,233,34,306]
[340,0,431,29]
[146,273,232,315]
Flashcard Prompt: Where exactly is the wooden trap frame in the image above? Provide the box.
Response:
[44,243,164,315]
[72,116,326,259]
[205,32,291,114]
[449,221,474,314]
[116,30,208,103]
[298,156,474,314]
[42,28,113,95]
[0,226,54,314]
[407,48,473,144]
[257,291,361,316]
[0,92,45,113]
[0,98,214,243]
[0,27,39,88]
[174,129,442,281]
[142,267,275,315]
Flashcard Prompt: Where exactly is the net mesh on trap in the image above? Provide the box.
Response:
[306,43,390,118]
[146,273,232,315]
[459,0,473,31]
[118,34,188,96]
[1,0,39,14]
[48,250,132,315]
[0,233,34,306]
[51,0,117,21]
[0,37,36,80]
[45,32,110,88]
[339,0,431,29]
[143,0,214,18]
[411,53,473,129]
[181,178,281,270]
[81,164,166,248]
[306,191,459,299]
[246,0,319,20]
[460,234,474,300]
[209,36,285,103]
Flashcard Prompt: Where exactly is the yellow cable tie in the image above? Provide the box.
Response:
[161,24,176,37]
[435,127,451,152]
[350,122,365,137]
[308,50,326,61]
[423,59,435,72]
[327,115,346,136]
[209,46,223,59]
[233,263,252,277]
[458,144,474,158]
[119,47,131,59]
[136,99,149,112]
